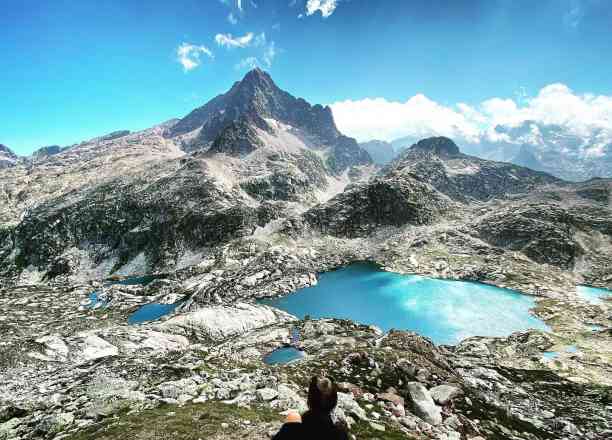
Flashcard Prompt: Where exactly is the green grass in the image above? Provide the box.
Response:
[65,401,281,440]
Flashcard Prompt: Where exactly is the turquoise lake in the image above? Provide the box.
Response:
[260,262,549,345]
[128,302,181,325]
[577,285,612,305]
[263,347,305,365]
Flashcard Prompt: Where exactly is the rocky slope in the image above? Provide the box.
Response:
[0,69,374,285]
[303,138,611,277]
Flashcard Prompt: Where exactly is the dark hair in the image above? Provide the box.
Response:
[307,376,338,414]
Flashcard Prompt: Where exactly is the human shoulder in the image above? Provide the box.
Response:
[272,422,304,440]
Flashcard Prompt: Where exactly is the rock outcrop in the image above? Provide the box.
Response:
[0,144,18,169]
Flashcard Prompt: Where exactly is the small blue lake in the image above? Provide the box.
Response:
[542,345,578,360]
[114,275,162,286]
[86,274,180,324]
[87,275,163,309]
[264,347,305,365]
[128,302,181,325]
[577,285,612,305]
[260,262,549,345]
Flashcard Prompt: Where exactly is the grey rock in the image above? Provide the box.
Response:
[429,384,463,405]
[158,379,199,400]
[407,382,442,425]
[256,388,278,402]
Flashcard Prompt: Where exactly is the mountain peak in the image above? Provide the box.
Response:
[0,144,17,157]
[233,68,276,93]
[243,67,268,81]
[411,137,461,156]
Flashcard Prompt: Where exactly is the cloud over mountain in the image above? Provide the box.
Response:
[331,83,612,153]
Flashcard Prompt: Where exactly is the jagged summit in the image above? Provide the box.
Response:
[165,68,371,170]
[409,136,461,156]
[168,68,341,146]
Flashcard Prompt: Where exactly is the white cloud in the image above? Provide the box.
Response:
[235,57,259,70]
[215,32,254,48]
[331,95,483,143]
[227,12,238,24]
[330,84,612,154]
[254,32,267,47]
[263,41,276,68]
[233,35,277,70]
[306,0,339,18]
[176,43,214,72]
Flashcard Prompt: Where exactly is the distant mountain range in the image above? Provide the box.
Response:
[360,120,612,181]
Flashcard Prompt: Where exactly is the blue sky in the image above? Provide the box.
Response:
[1,0,612,153]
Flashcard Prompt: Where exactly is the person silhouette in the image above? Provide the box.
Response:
[272,376,348,440]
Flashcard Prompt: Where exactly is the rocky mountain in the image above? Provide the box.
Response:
[0,69,374,284]
[358,139,395,165]
[166,68,371,172]
[303,137,610,276]
[464,121,612,181]
[0,144,18,168]
[384,123,612,181]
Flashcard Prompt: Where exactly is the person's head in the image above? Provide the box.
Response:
[307,376,338,414]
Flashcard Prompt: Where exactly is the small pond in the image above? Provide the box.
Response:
[86,274,163,309]
[542,345,578,360]
[85,274,181,325]
[128,302,182,325]
[577,285,612,306]
[260,262,550,345]
[263,347,305,365]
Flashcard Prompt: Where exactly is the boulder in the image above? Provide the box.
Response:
[429,384,463,405]
[36,413,74,434]
[256,388,278,402]
[158,379,199,400]
[81,335,118,361]
[160,303,295,341]
[273,384,307,413]
[336,392,367,421]
[407,382,442,425]
[0,405,27,424]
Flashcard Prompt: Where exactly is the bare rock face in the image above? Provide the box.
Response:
[159,302,296,342]
[1,159,261,280]
[410,136,461,157]
[0,144,18,169]
[30,145,62,162]
[406,382,442,425]
[392,137,562,202]
[304,176,452,237]
[167,68,372,171]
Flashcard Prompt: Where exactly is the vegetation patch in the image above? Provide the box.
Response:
[65,401,281,440]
